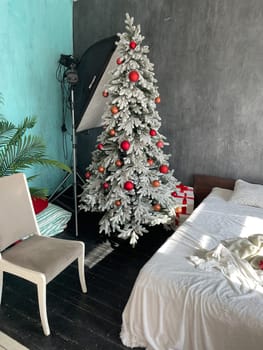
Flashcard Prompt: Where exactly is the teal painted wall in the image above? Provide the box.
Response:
[0,0,73,194]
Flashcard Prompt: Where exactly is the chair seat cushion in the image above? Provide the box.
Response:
[2,235,84,283]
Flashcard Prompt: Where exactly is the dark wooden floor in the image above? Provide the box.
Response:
[0,210,172,350]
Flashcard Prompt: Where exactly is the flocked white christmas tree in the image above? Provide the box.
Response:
[79,14,180,245]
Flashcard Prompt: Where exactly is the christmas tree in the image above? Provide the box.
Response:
[79,13,180,245]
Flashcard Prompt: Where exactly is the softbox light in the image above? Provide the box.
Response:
[72,36,118,175]
[76,42,119,132]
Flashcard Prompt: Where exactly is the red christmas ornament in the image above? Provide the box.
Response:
[129,70,140,82]
[259,260,263,270]
[152,180,160,188]
[124,181,134,191]
[102,182,110,190]
[102,90,109,97]
[156,140,164,148]
[155,96,161,104]
[85,171,91,179]
[115,199,122,207]
[159,164,169,174]
[120,140,130,151]
[129,40,137,49]
[149,129,157,137]
[147,158,154,166]
[97,143,104,150]
[175,206,182,214]
[98,166,105,173]
[111,105,119,114]
[108,129,116,136]
[153,203,161,211]
[116,57,123,65]
[115,159,123,167]
[171,191,177,197]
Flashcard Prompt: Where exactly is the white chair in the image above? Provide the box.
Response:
[0,173,87,336]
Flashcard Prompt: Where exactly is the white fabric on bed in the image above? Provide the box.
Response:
[120,187,263,350]
[190,239,263,294]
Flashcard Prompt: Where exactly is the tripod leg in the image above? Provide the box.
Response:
[77,171,85,184]
[49,172,72,202]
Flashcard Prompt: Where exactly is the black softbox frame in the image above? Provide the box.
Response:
[74,35,117,175]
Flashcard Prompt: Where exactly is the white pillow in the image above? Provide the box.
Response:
[230,179,263,208]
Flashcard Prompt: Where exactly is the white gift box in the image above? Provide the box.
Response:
[173,184,194,226]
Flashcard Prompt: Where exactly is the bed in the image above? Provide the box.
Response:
[120,175,263,350]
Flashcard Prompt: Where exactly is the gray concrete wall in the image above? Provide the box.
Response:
[74,0,263,185]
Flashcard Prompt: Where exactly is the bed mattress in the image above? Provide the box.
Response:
[120,188,263,350]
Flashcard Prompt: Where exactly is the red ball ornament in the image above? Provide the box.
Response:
[129,70,140,82]
[175,206,183,214]
[153,203,161,211]
[124,181,134,191]
[102,90,109,97]
[149,129,157,137]
[116,57,123,65]
[152,180,160,188]
[147,158,154,166]
[115,200,122,207]
[159,164,169,174]
[129,41,137,49]
[102,182,110,190]
[98,166,105,173]
[171,191,178,197]
[111,105,119,114]
[156,140,164,148]
[120,140,130,151]
[155,96,161,104]
[115,159,123,167]
[108,129,116,137]
[85,171,91,179]
[97,143,104,150]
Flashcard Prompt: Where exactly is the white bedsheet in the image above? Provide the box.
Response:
[120,188,263,350]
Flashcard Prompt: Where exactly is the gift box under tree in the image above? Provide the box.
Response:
[173,184,194,226]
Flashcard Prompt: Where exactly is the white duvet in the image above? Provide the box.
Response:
[120,188,263,350]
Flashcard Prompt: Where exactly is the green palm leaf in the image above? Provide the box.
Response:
[0,119,16,149]
[29,186,49,198]
[11,116,36,145]
[0,107,71,195]
[0,135,44,174]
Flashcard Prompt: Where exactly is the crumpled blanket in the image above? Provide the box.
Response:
[190,234,263,293]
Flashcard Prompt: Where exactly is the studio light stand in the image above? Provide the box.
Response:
[50,56,84,237]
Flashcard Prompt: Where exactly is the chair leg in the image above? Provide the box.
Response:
[37,280,50,336]
[0,270,3,304]
[78,253,87,293]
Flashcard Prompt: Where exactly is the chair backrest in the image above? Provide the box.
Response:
[0,173,40,251]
